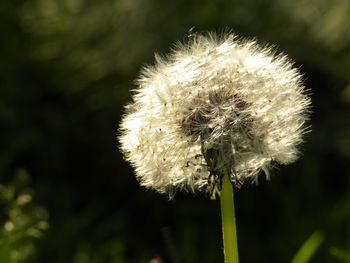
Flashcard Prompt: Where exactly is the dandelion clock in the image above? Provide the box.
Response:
[118,33,311,263]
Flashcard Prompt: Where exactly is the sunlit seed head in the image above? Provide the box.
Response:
[118,32,311,198]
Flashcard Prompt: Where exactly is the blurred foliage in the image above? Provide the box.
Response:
[0,169,48,263]
[291,231,324,263]
[329,247,350,262]
[0,0,349,262]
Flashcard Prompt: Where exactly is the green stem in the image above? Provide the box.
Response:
[220,173,239,263]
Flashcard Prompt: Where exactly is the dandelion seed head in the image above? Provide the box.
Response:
[118,33,311,198]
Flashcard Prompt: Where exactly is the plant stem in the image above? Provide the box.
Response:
[220,173,239,263]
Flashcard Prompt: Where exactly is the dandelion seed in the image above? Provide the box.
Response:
[118,33,311,198]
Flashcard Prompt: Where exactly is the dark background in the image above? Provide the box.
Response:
[1,0,349,262]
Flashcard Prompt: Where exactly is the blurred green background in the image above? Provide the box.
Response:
[1,0,349,262]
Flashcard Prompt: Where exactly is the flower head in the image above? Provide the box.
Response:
[119,33,310,198]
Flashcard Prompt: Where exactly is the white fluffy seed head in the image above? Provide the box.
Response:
[118,33,311,198]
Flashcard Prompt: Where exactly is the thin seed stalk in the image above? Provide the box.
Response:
[220,173,239,263]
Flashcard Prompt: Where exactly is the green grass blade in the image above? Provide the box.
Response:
[291,231,324,263]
